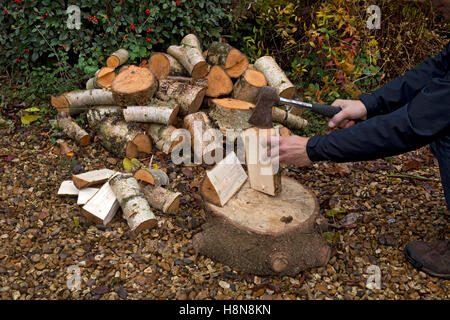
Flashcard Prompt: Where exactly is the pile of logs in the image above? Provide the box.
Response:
[52,34,319,252]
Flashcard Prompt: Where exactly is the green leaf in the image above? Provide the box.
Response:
[21,115,39,125]
[73,217,80,228]
[123,158,141,172]
[24,107,40,112]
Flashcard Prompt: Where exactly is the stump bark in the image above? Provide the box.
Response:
[111,65,158,106]
[193,176,331,276]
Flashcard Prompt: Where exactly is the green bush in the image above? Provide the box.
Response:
[0,0,232,96]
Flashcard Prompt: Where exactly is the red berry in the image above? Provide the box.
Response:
[25,49,30,52]
[145,9,150,14]
[4,9,8,14]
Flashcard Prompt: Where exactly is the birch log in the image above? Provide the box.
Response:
[167,34,209,79]
[232,69,267,103]
[51,115,91,146]
[123,99,179,125]
[205,66,233,98]
[146,123,185,155]
[51,89,115,115]
[206,42,249,78]
[109,174,157,233]
[156,79,206,116]
[106,49,130,68]
[254,56,296,99]
[207,98,254,135]
[272,107,308,130]
[134,168,169,186]
[140,183,182,214]
[148,52,188,80]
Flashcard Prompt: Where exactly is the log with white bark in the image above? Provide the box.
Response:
[242,127,281,196]
[140,183,181,214]
[205,66,233,98]
[51,115,91,146]
[51,89,115,115]
[156,79,206,116]
[184,112,224,165]
[106,48,130,68]
[111,65,158,106]
[123,99,179,125]
[201,151,247,207]
[254,56,296,99]
[207,98,253,136]
[134,168,169,187]
[81,178,120,225]
[86,70,101,90]
[77,187,99,205]
[206,42,249,78]
[72,168,117,189]
[109,174,157,233]
[145,123,185,155]
[272,107,308,130]
[167,34,209,79]
[232,69,267,103]
[57,180,79,196]
[87,109,152,159]
[147,52,188,80]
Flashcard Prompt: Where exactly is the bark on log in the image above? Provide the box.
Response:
[123,99,179,125]
[201,151,247,207]
[272,107,308,130]
[111,65,158,106]
[205,66,233,98]
[86,70,101,90]
[242,127,281,196]
[51,89,115,115]
[207,98,254,136]
[140,183,182,214]
[146,123,185,155]
[109,174,157,233]
[86,109,152,159]
[184,112,223,165]
[206,42,249,78]
[254,56,296,99]
[193,176,331,276]
[148,52,188,80]
[167,34,209,79]
[134,168,169,187]
[232,69,267,103]
[156,79,206,116]
[106,49,130,68]
[52,115,91,146]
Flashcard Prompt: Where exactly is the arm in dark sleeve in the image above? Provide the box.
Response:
[307,78,450,163]
[359,42,450,118]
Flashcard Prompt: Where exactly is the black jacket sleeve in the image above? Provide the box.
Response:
[359,42,450,118]
[306,77,450,162]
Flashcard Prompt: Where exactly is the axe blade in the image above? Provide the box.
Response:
[248,86,280,128]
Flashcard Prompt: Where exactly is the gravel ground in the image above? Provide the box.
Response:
[0,108,448,300]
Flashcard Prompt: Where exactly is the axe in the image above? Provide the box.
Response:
[248,86,342,128]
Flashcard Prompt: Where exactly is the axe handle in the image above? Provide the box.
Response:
[311,103,342,118]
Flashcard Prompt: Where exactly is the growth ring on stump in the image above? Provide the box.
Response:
[193,176,331,276]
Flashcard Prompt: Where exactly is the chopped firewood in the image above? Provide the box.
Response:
[254,56,296,99]
[109,174,157,233]
[57,180,79,196]
[156,79,206,116]
[51,89,115,115]
[206,42,249,78]
[111,65,158,106]
[56,139,73,156]
[146,123,186,155]
[147,52,187,80]
[96,67,116,89]
[51,115,91,146]
[272,107,308,130]
[205,66,233,98]
[167,34,209,79]
[279,126,292,136]
[134,168,169,186]
[85,106,122,128]
[207,98,253,136]
[139,183,182,214]
[72,168,117,189]
[184,112,223,164]
[242,127,281,196]
[81,178,120,225]
[232,69,267,103]
[106,48,130,68]
[86,70,101,90]
[123,99,179,125]
[87,109,152,159]
[201,151,247,207]
[77,187,100,205]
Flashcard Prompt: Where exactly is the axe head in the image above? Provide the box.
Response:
[248,86,280,128]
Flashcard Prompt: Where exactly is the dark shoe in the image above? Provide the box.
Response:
[404,240,450,280]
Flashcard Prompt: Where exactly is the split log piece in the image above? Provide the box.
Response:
[77,187,100,205]
[139,183,181,214]
[111,65,158,106]
[123,99,179,125]
[109,174,157,233]
[72,168,117,189]
[167,34,209,79]
[232,69,267,103]
[96,67,116,88]
[106,48,130,68]
[201,151,247,207]
[156,79,206,116]
[57,180,79,196]
[254,56,296,99]
[81,178,120,225]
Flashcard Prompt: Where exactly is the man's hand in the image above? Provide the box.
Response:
[329,99,368,129]
[267,135,312,167]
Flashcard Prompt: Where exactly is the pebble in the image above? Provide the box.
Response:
[35,263,45,270]
[219,281,230,289]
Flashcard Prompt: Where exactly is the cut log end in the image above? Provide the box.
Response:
[191,61,209,79]
[97,67,116,88]
[132,133,152,155]
[125,142,139,159]
[206,66,233,98]
[51,94,69,113]
[79,135,92,146]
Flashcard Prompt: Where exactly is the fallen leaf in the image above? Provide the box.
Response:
[24,107,40,112]
[21,114,39,125]
[404,159,422,171]
[2,155,16,162]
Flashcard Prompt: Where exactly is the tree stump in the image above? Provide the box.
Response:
[193,176,331,276]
